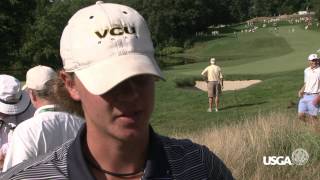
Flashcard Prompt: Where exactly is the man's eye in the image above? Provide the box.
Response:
[132,75,150,85]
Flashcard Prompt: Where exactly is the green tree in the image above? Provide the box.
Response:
[311,0,320,20]
[2,0,317,71]
[249,0,271,17]
[279,0,306,14]
[20,0,92,69]
[229,0,251,22]
[0,0,35,69]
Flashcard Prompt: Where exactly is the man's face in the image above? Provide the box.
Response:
[71,74,155,141]
[309,60,318,69]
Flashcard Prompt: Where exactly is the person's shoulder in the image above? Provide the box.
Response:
[157,134,234,180]
[315,67,320,72]
[0,139,73,179]
[31,112,83,137]
[305,67,311,71]
[158,134,200,149]
[36,110,70,119]
[52,111,83,120]
[158,134,215,159]
[13,116,38,134]
[37,111,84,125]
[14,112,64,134]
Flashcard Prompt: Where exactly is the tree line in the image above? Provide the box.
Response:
[1,0,319,70]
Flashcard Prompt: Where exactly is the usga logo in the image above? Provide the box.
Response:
[263,156,293,165]
[263,148,309,166]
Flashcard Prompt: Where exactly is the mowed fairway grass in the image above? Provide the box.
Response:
[151,25,320,135]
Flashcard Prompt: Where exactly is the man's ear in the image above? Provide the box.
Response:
[28,89,37,104]
[59,71,81,101]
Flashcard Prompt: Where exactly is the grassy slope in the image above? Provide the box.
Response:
[169,25,319,75]
[151,25,320,135]
[175,111,320,180]
[222,26,320,74]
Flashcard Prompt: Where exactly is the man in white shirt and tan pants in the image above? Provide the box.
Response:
[201,58,224,112]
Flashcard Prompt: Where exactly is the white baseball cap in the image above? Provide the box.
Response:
[0,75,30,115]
[26,65,57,90]
[60,1,164,95]
[210,58,216,64]
[308,54,318,61]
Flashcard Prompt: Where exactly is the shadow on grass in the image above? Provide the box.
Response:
[221,101,267,110]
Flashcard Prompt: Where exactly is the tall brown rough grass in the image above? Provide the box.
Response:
[174,111,320,180]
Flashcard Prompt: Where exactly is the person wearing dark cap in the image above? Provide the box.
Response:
[0,75,34,169]
[0,1,234,179]
[2,65,84,171]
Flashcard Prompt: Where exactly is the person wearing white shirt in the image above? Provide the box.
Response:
[0,75,35,170]
[2,66,84,171]
[201,58,224,112]
[298,54,320,122]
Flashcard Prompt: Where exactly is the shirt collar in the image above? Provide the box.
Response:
[67,124,96,180]
[34,104,56,116]
[67,124,171,179]
[143,127,171,179]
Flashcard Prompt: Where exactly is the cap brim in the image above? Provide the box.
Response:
[75,54,164,95]
[0,90,31,115]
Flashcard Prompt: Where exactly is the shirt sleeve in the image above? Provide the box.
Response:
[201,67,208,76]
[304,69,307,83]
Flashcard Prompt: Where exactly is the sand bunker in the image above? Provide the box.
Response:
[195,80,262,91]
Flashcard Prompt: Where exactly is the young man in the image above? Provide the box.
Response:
[298,54,320,122]
[0,2,233,179]
[2,66,84,171]
[0,75,34,169]
[201,58,224,112]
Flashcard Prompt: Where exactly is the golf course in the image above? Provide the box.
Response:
[151,23,320,179]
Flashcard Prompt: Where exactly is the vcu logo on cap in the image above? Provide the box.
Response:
[95,26,136,38]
